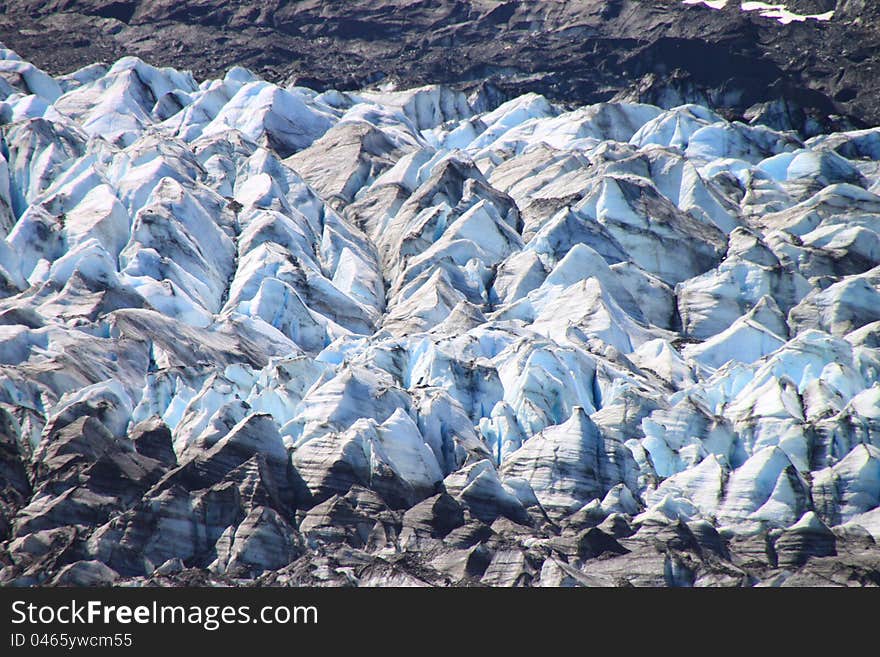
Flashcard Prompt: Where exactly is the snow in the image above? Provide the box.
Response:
[678,1,835,24]
[740,2,834,24]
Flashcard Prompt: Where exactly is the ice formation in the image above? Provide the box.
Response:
[1,47,879,586]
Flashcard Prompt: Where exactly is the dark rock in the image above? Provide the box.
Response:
[728,531,778,570]
[402,493,465,539]
[773,512,837,568]
[443,517,494,550]
[299,486,400,550]
[13,487,119,538]
[596,513,636,539]
[489,516,539,539]
[154,557,184,576]
[687,520,730,559]
[31,416,119,485]
[155,413,299,510]
[429,544,492,582]
[480,548,537,587]
[49,559,119,586]
[562,502,608,532]
[832,523,876,550]
[579,545,681,588]
[575,527,629,560]
[632,519,703,556]
[130,417,176,467]
[212,506,303,577]
[776,547,880,587]
[86,476,247,575]
[546,526,629,561]
[2,526,80,584]
[0,408,32,541]
[539,556,615,587]
[4,1,880,132]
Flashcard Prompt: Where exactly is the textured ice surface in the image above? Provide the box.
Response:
[1,48,880,585]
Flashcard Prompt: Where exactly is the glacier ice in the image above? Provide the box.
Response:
[2,47,880,586]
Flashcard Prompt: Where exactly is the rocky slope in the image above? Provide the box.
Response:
[1,46,880,586]
[2,1,880,137]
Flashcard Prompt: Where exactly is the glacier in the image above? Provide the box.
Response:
[1,46,880,587]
